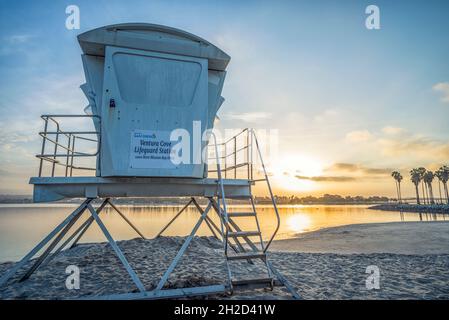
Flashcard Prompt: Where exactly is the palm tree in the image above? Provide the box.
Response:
[436,166,449,203]
[397,172,403,204]
[417,167,427,204]
[391,171,400,203]
[435,168,445,204]
[410,168,422,205]
[423,171,435,204]
[391,171,403,204]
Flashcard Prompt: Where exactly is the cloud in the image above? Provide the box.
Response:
[0,34,35,56]
[313,108,339,122]
[345,130,373,143]
[378,136,449,159]
[362,167,392,175]
[295,175,356,182]
[328,163,358,171]
[382,126,404,135]
[294,162,392,182]
[221,112,272,123]
[342,127,449,167]
[433,82,449,103]
[6,34,33,44]
[326,163,392,175]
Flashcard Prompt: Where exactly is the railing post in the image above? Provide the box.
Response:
[246,130,250,180]
[51,121,60,177]
[65,134,72,177]
[70,136,76,177]
[250,129,254,180]
[38,118,48,177]
[224,143,227,179]
[234,137,237,179]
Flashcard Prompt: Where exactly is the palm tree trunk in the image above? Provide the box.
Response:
[398,182,402,204]
[394,181,399,203]
[428,183,435,204]
[438,180,443,204]
[422,182,427,204]
[445,183,449,204]
[415,184,421,205]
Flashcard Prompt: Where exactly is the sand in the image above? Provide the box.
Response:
[0,221,448,300]
[270,221,449,254]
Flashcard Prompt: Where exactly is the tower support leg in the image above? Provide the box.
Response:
[86,203,146,293]
[0,199,92,287]
[106,199,146,239]
[155,197,221,239]
[155,202,212,291]
[155,198,193,238]
[42,199,110,266]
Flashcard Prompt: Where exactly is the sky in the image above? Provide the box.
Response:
[0,0,448,197]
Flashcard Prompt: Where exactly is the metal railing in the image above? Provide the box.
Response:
[207,128,253,180]
[207,128,281,253]
[37,115,100,177]
[248,129,280,253]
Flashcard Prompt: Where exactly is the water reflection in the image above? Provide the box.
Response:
[287,215,312,233]
[0,204,447,262]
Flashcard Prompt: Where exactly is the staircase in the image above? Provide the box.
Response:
[208,129,296,296]
[211,195,275,293]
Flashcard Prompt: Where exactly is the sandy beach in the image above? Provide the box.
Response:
[270,221,449,254]
[0,221,448,300]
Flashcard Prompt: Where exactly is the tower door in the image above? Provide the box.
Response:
[100,46,208,177]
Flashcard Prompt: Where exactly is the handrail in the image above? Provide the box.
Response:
[208,132,229,225]
[207,128,252,179]
[37,114,101,177]
[208,131,233,292]
[249,129,280,253]
[206,128,281,253]
[208,128,249,147]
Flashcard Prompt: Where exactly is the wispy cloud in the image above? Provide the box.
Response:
[292,162,392,184]
[5,34,33,44]
[433,82,449,103]
[382,126,404,135]
[221,112,272,123]
[378,136,449,159]
[313,108,339,122]
[327,163,392,175]
[0,34,35,56]
[345,130,373,143]
[295,175,356,182]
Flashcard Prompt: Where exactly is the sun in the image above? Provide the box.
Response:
[267,154,324,192]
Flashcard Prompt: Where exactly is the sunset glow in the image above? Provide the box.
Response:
[268,155,324,192]
[287,214,312,234]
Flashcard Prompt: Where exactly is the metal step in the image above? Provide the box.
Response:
[227,212,256,217]
[228,231,260,237]
[232,278,274,286]
[227,251,266,261]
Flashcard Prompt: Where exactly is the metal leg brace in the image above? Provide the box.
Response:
[0,199,92,286]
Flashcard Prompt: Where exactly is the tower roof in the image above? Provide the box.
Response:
[77,23,230,71]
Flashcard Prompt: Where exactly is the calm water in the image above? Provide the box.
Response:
[0,204,447,262]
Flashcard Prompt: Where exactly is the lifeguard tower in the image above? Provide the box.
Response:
[0,23,299,299]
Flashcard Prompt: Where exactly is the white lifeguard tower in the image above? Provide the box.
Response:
[0,23,299,299]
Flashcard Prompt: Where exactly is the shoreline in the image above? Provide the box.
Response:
[1,221,448,299]
[270,221,449,254]
[369,203,449,214]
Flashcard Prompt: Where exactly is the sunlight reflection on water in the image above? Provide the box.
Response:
[0,204,446,262]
